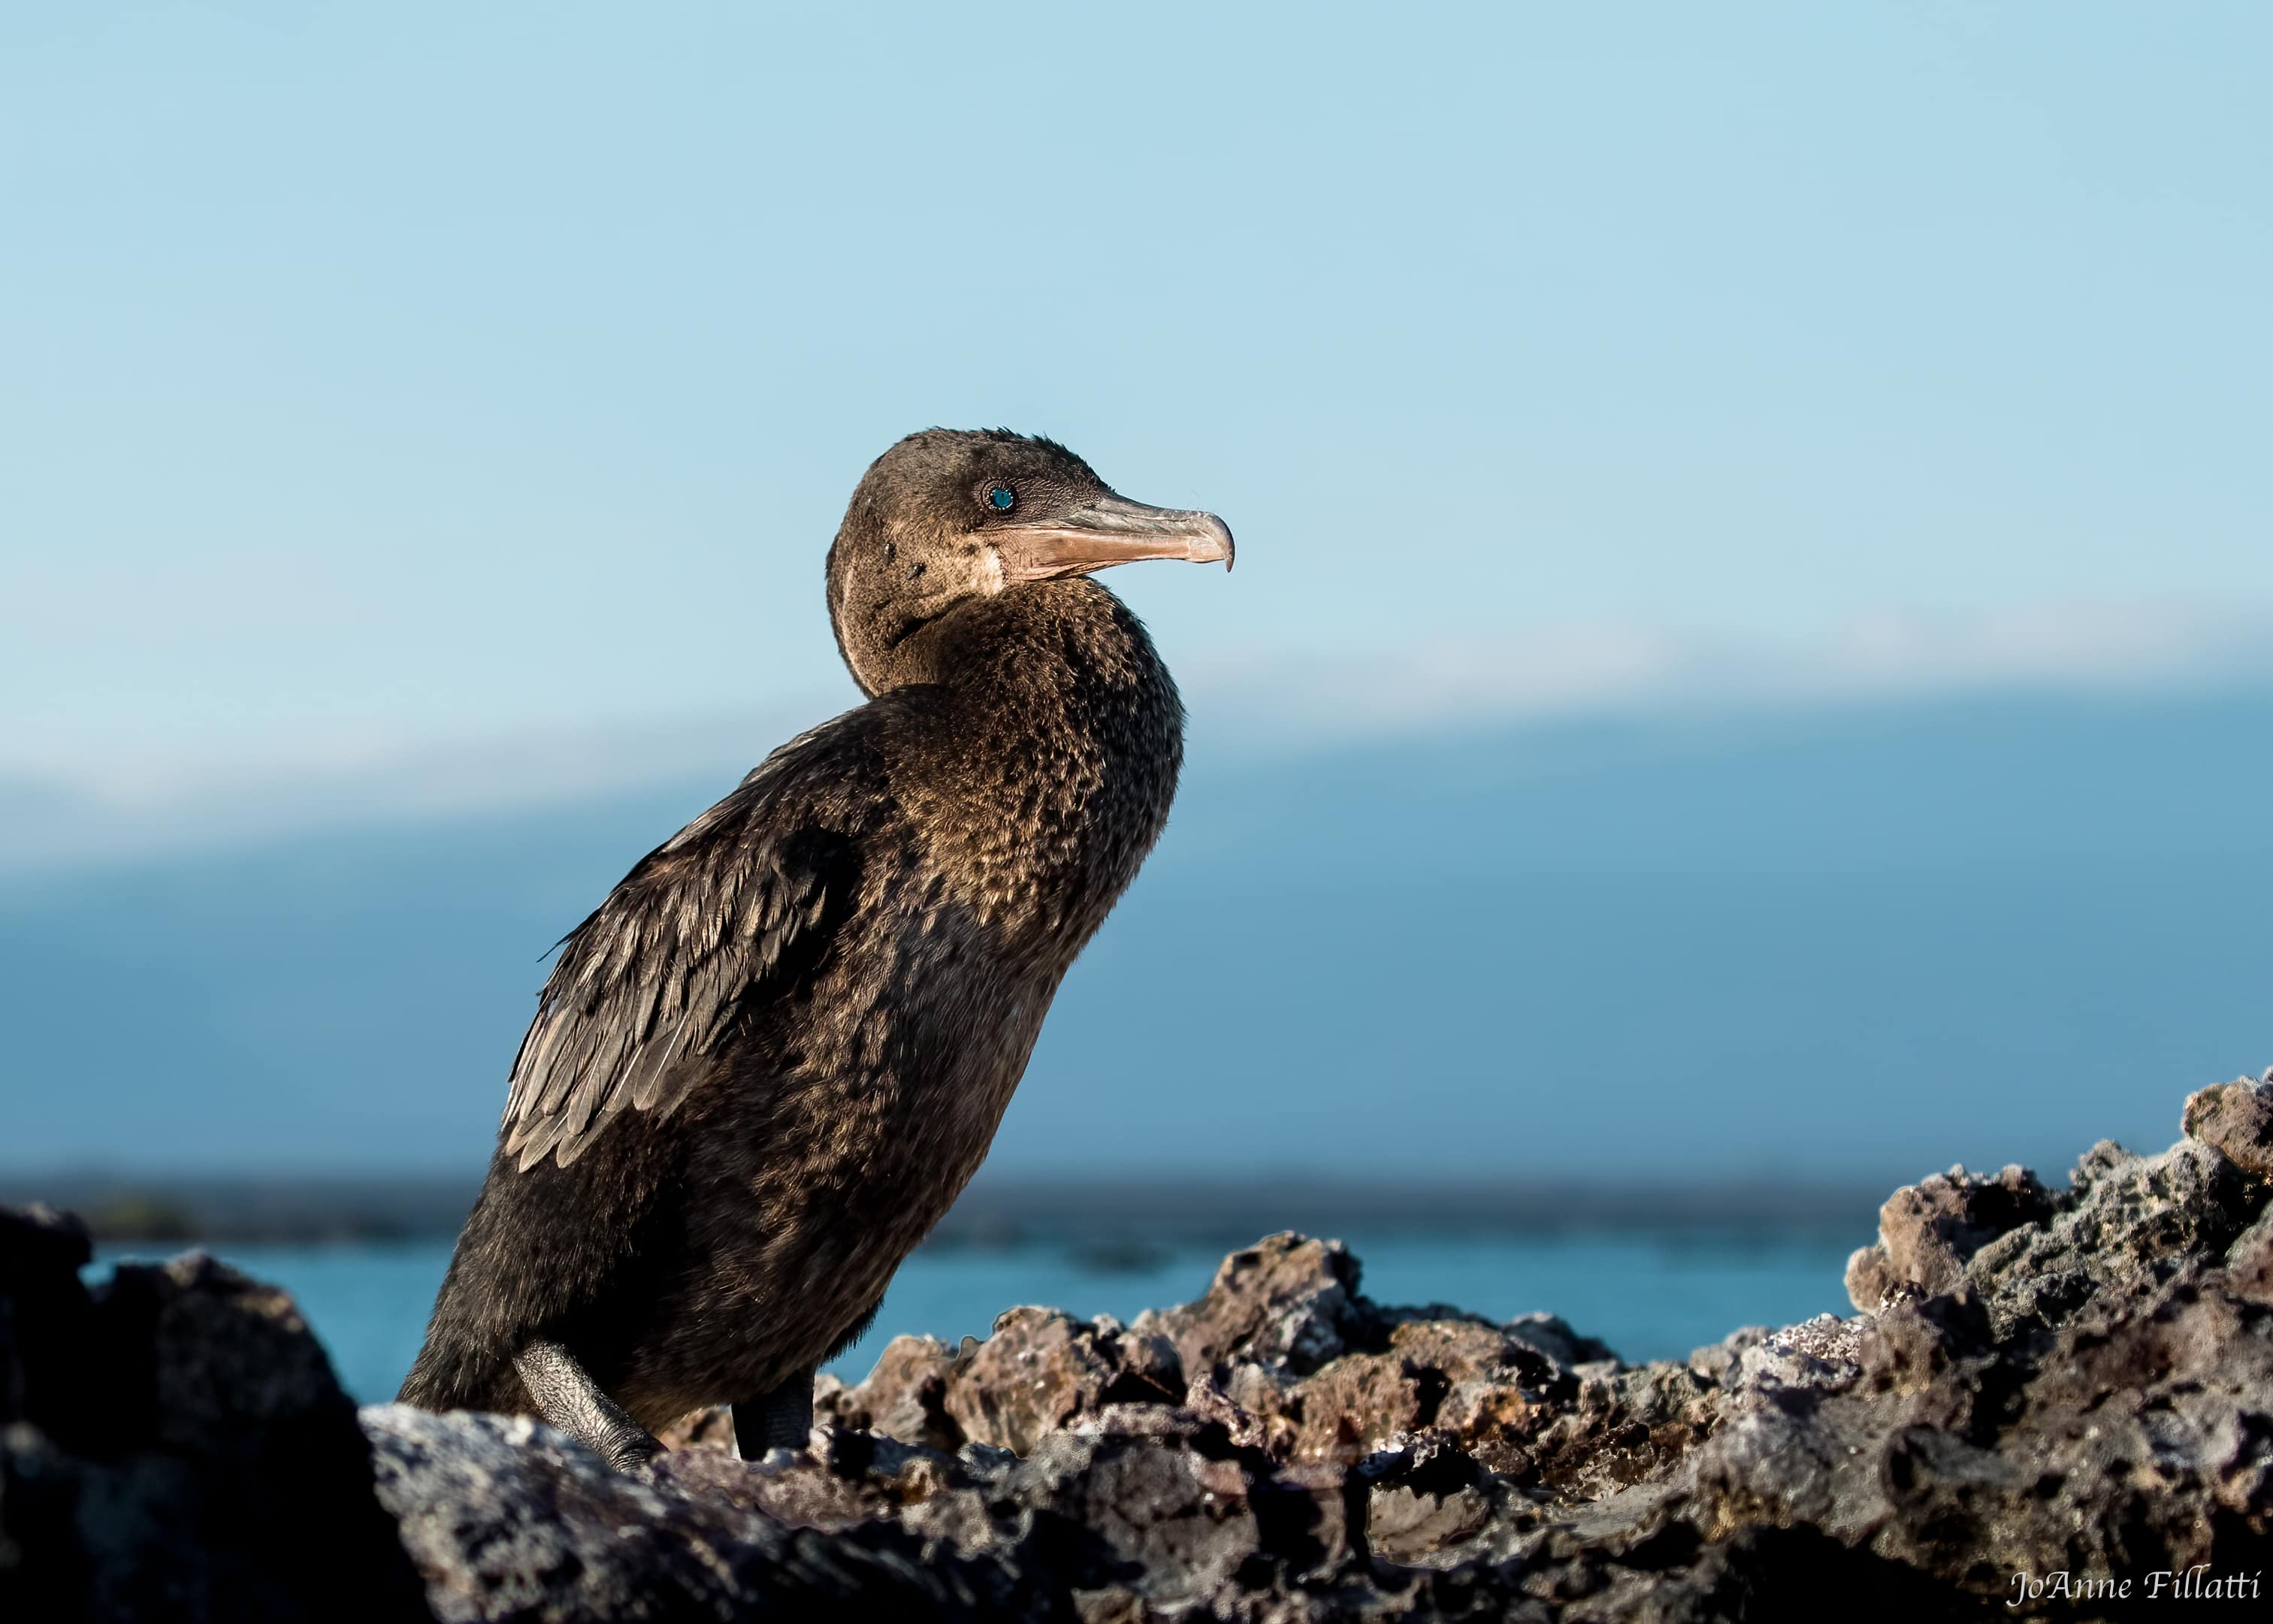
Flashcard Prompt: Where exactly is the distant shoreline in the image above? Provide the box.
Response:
[4,1168,1886,1247]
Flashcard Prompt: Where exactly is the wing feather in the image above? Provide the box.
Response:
[498,723,874,1171]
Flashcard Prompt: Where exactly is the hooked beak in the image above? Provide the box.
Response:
[994,492,1235,584]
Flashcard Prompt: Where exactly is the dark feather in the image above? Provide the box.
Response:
[397,430,1202,1432]
[500,724,867,1172]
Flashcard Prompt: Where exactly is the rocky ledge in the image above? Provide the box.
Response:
[8,1077,2273,1621]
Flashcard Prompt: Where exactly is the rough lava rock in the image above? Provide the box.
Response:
[8,1072,2273,1619]
[0,1205,429,1622]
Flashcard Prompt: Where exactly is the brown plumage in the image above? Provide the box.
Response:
[398,429,1231,1462]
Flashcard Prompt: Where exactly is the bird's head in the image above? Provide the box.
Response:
[827,428,1232,696]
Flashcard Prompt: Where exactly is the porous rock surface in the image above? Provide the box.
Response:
[7,1075,2273,1619]
[0,1205,427,1622]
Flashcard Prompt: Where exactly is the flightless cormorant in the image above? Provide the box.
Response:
[399,429,1232,1468]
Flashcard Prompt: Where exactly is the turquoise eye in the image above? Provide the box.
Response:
[988,485,1015,511]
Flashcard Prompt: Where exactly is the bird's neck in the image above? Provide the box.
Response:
[893,581,1184,957]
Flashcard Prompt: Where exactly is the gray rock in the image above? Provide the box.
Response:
[0,1210,428,1622]
[11,1070,2273,1619]
[1842,1160,2063,1310]
[2184,1073,2273,1179]
[364,1405,1050,1621]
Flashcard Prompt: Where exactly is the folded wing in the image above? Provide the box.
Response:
[500,727,873,1171]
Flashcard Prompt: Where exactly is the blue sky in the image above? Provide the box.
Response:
[5,3,2271,809]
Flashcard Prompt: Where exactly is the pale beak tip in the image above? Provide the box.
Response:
[1199,514,1235,573]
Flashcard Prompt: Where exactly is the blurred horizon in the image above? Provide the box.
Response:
[10,602,2273,874]
[7,672,2269,1190]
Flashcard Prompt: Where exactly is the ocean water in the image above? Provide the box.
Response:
[92,1228,1860,1405]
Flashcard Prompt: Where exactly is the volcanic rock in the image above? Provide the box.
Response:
[8,1070,2273,1619]
[0,1206,428,1622]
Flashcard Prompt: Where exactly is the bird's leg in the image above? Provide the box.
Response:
[733,1368,815,1459]
[513,1340,662,1473]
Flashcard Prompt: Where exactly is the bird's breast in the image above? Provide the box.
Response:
[889,696,1180,969]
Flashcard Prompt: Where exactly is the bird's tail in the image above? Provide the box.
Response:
[393,1178,537,1414]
